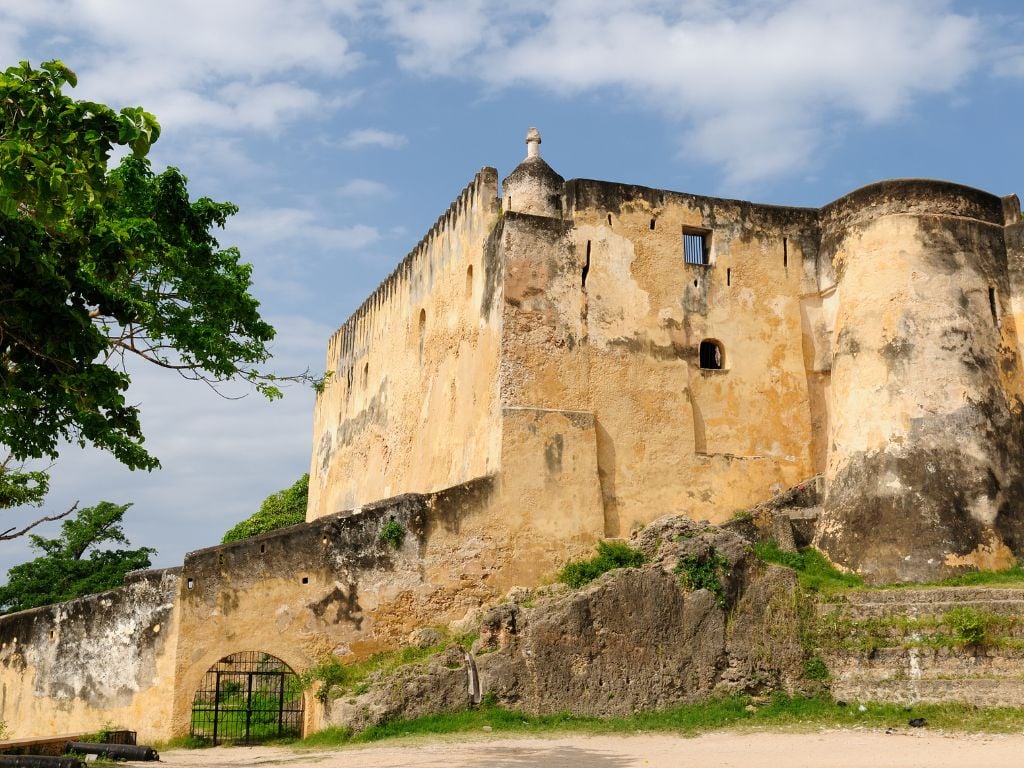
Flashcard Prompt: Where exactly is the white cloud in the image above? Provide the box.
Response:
[341,128,408,149]
[2,0,361,133]
[337,178,391,197]
[227,207,380,252]
[377,0,982,184]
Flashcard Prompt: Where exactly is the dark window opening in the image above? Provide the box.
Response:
[259,544,266,554]
[301,576,309,585]
[683,230,710,265]
[650,218,656,230]
[582,241,591,289]
[699,340,724,370]
[607,213,612,226]
[990,286,999,326]
[783,237,788,268]
[727,268,731,286]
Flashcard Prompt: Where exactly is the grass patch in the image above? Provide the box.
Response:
[303,641,452,702]
[557,540,645,589]
[295,694,1024,748]
[883,564,1024,590]
[757,540,1024,593]
[754,541,863,594]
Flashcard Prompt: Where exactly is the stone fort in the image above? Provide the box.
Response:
[1,129,1023,744]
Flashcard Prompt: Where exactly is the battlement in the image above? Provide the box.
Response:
[325,167,499,375]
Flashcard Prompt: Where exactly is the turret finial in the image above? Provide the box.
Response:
[525,127,541,159]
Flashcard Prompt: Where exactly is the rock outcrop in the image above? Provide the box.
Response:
[324,516,807,732]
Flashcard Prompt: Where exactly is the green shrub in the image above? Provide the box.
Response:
[221,474,308,543]
[379,519,406,550]
[754,540,863,594]
[557,540,646,589]
[946,607,989,646]
[675,548,730,608]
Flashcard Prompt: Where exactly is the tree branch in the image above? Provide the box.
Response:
[0,500,78,542]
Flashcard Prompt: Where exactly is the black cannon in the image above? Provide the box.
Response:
[0,756,84,768]
[64,741,159,761]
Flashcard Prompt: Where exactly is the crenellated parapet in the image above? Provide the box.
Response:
[323,167,500,382]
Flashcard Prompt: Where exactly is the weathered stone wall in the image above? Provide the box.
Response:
[0,569,181,742]
[308,168,503,518]
[816,180,1024,582]
[557,181,823,534]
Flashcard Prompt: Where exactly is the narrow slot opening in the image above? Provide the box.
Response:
[187,578,194,590]
[783,237,788,268]
[727,268,731,286]
[990,286,999,326]
[650,218,656,230]
[607,213,612,226]
[465,264,473,299]
[582,241,591,289]
[259,543,266,554]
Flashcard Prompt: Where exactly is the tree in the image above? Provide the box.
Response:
[221,474,309,543]
[0,60,303,536]
[0,501,154,613]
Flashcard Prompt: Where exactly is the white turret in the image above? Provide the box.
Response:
[501,127,564,217]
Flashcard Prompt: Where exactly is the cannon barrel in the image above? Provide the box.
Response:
[64,742,159,761]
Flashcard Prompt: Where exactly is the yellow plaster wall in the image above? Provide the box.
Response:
[556,186,823,533]
[0,572,181,743]
[308,168,503,519]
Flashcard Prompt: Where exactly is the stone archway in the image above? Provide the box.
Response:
[189,651,304,745]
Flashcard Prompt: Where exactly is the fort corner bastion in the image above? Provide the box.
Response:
[1,129,1023,743]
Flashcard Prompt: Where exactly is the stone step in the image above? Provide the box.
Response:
[839,587,1024,605]
[820,600,1024,624]
[830,677,1024,708]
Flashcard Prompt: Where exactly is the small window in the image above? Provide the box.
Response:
[683,229,710,265]
[301,576,309,585]
[699,339,724,370]
[187,578,195,590]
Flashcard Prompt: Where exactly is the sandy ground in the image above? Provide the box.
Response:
[158,730,1024,768]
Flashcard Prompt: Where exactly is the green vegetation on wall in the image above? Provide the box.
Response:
[221,474,309,543]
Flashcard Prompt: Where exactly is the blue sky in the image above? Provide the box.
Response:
[1,0,1022,577]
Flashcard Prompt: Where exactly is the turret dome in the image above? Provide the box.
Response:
[501,127,564,217]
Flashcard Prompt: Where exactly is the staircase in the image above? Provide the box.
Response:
[819,587,1024,706]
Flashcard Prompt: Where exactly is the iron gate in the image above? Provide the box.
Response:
[190,651,304,745]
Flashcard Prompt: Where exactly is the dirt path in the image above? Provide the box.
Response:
[159,730,1024,768]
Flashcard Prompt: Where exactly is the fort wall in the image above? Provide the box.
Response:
[554,181,823,533]
[308,168,503,519]
[0,569,180,742]
[816,181,1024,581]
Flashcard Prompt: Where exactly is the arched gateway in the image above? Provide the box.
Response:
[190,651,305,745]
